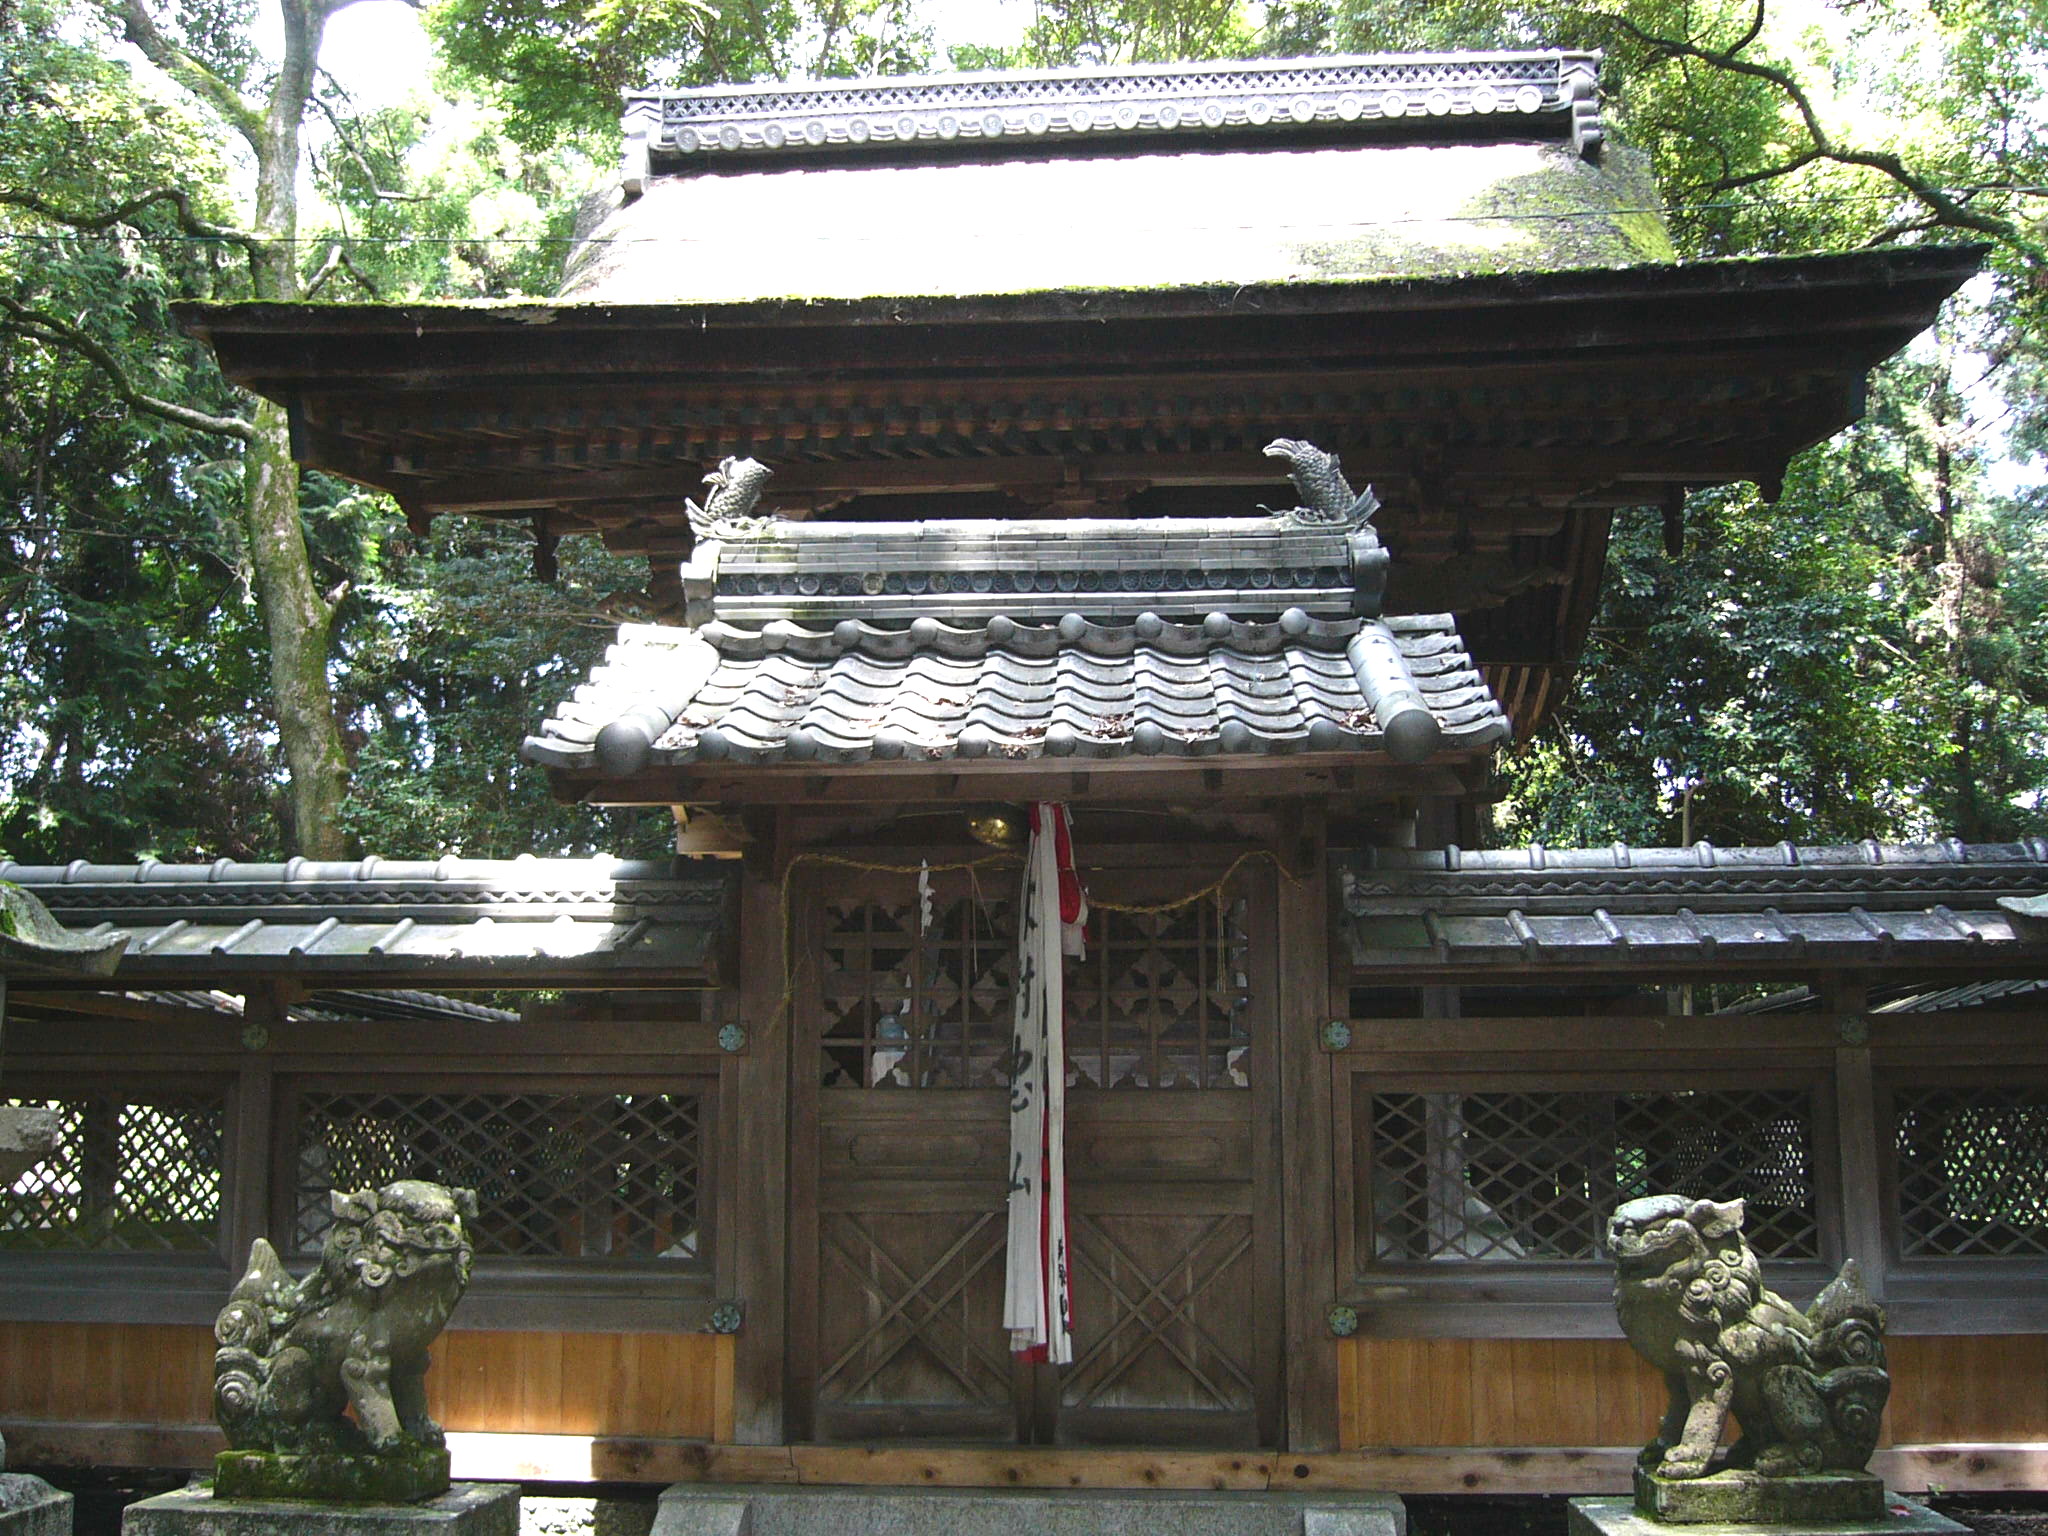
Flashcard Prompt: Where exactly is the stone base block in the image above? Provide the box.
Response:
[122,1481,518,1536]
[1570,1493,1967,1536]
[214,1445,451,1503]
[0,1473,73,1536]
[1634,1469,1888,1524]
[652,1484,1404,1536]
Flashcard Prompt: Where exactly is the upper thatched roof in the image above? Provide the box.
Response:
[564,52,1672,305]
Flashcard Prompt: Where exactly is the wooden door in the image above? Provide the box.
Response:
[789,859,1282,1447]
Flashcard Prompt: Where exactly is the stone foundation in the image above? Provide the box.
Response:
[1570,1493,1968,1536]
[1633,1469,1889,1524]
[122,1481,518,1536]
[213,1444,451,1504]
[652,1484,1405,1536]
[0,1473,72,1536]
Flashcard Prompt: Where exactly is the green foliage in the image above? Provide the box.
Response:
[426,0,932,152]
[335,520,673,859]
[1496,352,2048,848]
[1,0,283,862]
[9,0,2048,872]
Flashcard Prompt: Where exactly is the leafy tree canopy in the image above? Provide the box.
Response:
[5,0,2048,867]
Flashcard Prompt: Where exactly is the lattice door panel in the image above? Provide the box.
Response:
[818,889,1017,1090]
[1893,1084,2048,1256]
[0,1092,224,1253]
[1069,900,1252,1090]
[1062,1212,1258,1419]
[1363,1087,1819,1264]
[815,1209,1014,1428]
[292,1089,707,1263]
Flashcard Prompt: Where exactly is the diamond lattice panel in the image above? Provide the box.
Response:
[293,1091,704,1262]
[0,1094,224,1252]
[1367,1088,1818,1263]
[1070,901,1252,1090]
[820,895,1017,1090]
[1894,1086,2048,1257]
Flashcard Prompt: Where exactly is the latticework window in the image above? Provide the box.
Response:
[292,1090,707,1263]
[0,1092,224,1253]
[1894,1085,2048,1257]
[1069,901,1252,1090]
[820,893,1018,1089]
[1364,1087,1818,1263]
[818,889,1253,1091]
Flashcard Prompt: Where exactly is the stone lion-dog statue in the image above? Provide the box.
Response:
[214,1180,477,1456]
[1609,1194,1888,1479]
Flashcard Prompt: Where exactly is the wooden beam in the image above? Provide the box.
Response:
[1276,808,1340,1452]
[8,1422,2041,1496]
[565,758,1484,810]
[727,852,790,1445]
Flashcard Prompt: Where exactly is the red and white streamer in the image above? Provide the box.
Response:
[1004,803,1086,1363]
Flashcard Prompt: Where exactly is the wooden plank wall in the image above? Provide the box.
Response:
[1337,1337,2048,1448]
[0,1323,733,1442]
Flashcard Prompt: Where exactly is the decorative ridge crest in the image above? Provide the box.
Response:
[681,442,1390,627]
[1341,838,2048,913]
[621,51,1603,189]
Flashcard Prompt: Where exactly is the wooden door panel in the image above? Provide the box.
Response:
[814,1207,1016,1442]
[1060,1210,1260,1446]
[794,861,1283,1448]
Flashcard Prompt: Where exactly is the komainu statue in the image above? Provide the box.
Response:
[1609,1195,1888,1482]
[212,1181,476,1497]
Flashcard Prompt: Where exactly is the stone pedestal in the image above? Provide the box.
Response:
[214,1445,451,1503]
[0,1472,72,1536]
[653,1484,1405,1536]
[122,1482,518,1536]
[1569,1493,1967,1536]
[1633,1469,1888,1524]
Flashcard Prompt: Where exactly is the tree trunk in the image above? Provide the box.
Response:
[244,397,348,857]
[238,0,351,857]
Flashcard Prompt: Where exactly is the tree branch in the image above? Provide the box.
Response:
[0,186,266,264]
[115,0,267,152]
[1604,12,2048,267]
[0,297,255,441]
[307,81,430,203]
[1707,149,1821,194]
[302,240,382,298]
[1864,215,1945,248]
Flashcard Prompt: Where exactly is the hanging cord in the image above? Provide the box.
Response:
[1087,849,1299,915]
[767,846,1302,1033]
[774,852,1020,1035]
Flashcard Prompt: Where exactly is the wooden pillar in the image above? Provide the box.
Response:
[1276,802,1339,1451]
[225,982,286,1265]
[1826,977,1885,1291]
[726,837,791,1444]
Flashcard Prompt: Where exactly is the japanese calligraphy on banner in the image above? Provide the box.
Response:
[1003,803,1086,1363]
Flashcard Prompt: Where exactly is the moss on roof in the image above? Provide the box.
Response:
[559,141,1674,305]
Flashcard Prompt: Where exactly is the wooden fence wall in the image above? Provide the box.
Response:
[1338,1336,2048,1448]
[0,1323,733,1441]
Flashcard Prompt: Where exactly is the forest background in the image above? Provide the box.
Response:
[1,0,2045,863]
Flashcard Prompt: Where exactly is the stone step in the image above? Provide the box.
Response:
[653,1484,1403,1536]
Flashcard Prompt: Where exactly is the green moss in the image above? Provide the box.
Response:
[213,1445,451,1504]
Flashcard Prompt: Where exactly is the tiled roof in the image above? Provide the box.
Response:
[572,53,1653,306]
[625,52,1605,177]
[1340,839,2048,971]
[696,510,1385,627]
[522,610,1509,776]
[685,440,1390,627]
[0,857,732,984]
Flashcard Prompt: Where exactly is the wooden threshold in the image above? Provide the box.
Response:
[6,1425,2044,1496]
